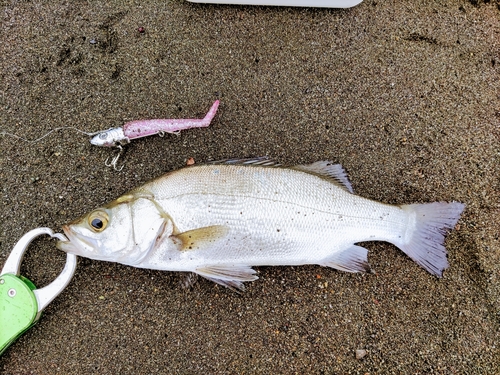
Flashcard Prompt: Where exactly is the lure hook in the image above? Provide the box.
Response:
[104,146,124,171]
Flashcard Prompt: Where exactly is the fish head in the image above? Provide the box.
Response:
[57,194,171,265]
[57,203,133,262]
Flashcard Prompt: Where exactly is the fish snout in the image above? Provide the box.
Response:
[56,225,78,253]
[61,224,72,238]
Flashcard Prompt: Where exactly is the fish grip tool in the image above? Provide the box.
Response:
[0,227,77,355]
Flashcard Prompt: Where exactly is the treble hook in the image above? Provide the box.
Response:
[104,145,124,171]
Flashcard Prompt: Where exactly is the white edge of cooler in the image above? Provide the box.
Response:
[186,0,363,8]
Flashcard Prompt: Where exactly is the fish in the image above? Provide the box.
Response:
[57,158,465,290]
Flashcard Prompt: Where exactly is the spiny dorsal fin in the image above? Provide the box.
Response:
[292,161,354,193]
[205,158,353,193]
[206,157,281,167]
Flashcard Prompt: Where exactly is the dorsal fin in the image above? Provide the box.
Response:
[204,157,353,193]
[205,157,281,167]
[292,161,354,193]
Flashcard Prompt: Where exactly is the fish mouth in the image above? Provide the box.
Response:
[57,225,98,256]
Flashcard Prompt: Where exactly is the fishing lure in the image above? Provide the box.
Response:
[91,100,219,170]
[1,100,219,171]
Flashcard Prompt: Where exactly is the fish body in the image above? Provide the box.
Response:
[58,159,464,290]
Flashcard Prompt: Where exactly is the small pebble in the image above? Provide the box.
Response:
[186,157,195,166]
[356,349,367,359]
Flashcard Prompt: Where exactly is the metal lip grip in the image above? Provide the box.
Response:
[0,227,77,355]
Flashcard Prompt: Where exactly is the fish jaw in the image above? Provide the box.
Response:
[57,224,100,258]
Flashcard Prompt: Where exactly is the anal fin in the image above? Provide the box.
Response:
[320,245,371,273]
[195,264,259,292]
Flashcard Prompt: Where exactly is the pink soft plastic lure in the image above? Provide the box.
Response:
[90,100,219,170]
[90,100,219,147]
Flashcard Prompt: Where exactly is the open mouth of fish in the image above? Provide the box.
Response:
[57,225,97,256]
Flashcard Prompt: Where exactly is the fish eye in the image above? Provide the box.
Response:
[91,218,103,229]
[88,211,109,232]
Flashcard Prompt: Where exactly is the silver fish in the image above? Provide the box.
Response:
[57,159,465,290]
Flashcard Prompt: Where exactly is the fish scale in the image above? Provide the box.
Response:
[57,159,464,290]
[147,164,406,248]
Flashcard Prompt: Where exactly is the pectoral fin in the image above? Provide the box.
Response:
[320,245,371,273]
[173,225,229,252]
[195,264,259,292]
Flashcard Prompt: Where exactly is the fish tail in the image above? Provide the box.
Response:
[396,202,465,277]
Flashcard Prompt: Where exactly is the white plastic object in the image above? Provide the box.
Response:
[186,0,363,8]
[1,227,77,318]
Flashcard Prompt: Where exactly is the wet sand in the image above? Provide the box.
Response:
[1,0,499,373]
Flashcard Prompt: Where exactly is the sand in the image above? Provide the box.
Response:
[1,0,499,373]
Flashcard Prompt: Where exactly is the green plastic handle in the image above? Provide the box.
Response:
[0,274,39,355]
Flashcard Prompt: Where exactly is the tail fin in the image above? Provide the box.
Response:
[398,202,465,277]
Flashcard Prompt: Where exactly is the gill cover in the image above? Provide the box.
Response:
[58,192,172,265]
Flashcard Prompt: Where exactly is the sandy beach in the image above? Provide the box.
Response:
[1,0,499,373]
